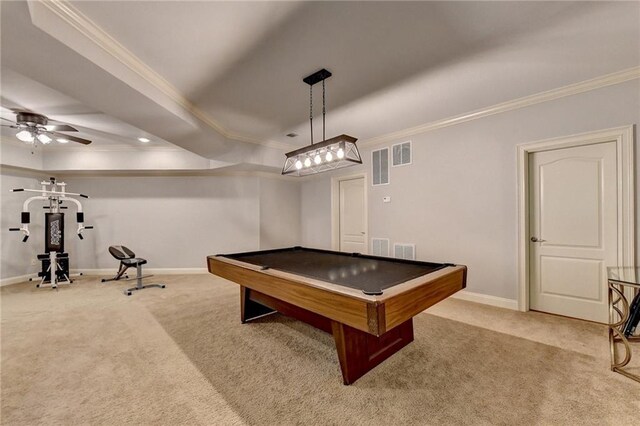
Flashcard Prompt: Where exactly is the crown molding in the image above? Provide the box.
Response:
[36,0,293,151]
[360,66,640,148]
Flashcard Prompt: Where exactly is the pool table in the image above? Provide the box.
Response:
[207,246,467,384]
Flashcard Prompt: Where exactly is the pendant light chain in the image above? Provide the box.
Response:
[322,78,326,142]
[309,85,314,145]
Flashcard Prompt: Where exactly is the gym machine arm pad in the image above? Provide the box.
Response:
[9,226,30,241]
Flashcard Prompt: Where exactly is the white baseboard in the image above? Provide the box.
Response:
[451,290,518,310]
[74,268,209,276]
[0,268,209,287]
[0,274,37,287]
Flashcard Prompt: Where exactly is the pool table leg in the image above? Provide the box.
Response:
[331,318,414,385]
[240,286,277,323]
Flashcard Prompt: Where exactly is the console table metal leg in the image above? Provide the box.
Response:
[608,280,640,383]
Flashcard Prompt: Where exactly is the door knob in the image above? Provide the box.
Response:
[530,237,546,242]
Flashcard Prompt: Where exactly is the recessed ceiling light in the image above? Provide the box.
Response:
[57,138,69,144]
[138,137,150,143]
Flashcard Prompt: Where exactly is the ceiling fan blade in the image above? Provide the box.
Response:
[0,116,16,123]
[49,131,92,145]
[45,124,78,132]
[1,124,18,128]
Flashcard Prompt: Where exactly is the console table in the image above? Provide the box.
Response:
[607,267,640,383]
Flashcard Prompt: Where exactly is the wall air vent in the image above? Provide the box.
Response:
[372,148,389,186]
[392,141,411,166]
[371,238,390,257]
[394,243,415,260]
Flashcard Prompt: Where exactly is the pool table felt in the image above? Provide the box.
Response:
[222,247,447,295]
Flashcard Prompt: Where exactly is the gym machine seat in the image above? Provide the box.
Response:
[36,252,71,286]
[101,245,165,296]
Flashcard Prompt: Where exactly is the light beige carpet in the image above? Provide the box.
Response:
[1,275,638,425]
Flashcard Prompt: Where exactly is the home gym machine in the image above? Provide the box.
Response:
[9,177,93,289]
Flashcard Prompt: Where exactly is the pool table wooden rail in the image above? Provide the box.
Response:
[207,255,467,336]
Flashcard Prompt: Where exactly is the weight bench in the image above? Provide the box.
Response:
[101,245,165,296]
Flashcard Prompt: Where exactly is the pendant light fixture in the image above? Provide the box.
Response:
[282,68,362,176]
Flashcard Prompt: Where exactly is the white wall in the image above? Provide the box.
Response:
[0,170,302,280]
[301,79,640,300]
[61,175,261,270]
[259,177,301,249]
[300,177,332,248]
[0,169,47,279]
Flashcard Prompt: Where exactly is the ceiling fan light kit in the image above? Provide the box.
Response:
[282,68,362,176]
[37,133,52,144]
[1,111,92,146]
[15,129,35,143]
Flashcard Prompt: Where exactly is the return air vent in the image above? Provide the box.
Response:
[372,148,389,186]
[392,141,411,166]
[371,238,390,257]
[394,243,415,260]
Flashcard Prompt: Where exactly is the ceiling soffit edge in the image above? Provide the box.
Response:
[31,0,294,151]
[0,136,190,153]
[0,135,33,148]
[0,163,292,180]
[360,66,640,148]
[0,164,51,179]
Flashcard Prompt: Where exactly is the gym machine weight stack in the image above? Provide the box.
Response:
[9,177,93,289]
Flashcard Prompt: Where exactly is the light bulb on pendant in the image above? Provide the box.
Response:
[304,157,311,168]
[16,130,35,143]
[325,151,333,162]
[314,154,322,165]
[337,148,345,159]
[37,133,52,144]
[295,159,303,170]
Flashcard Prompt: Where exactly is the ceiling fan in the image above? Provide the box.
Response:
[1,111,92,145]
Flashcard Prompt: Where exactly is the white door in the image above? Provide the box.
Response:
[339,177,366,253]
[529,142,617,323]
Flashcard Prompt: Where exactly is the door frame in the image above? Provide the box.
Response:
[516,125,635,312]
[331,173,368,253]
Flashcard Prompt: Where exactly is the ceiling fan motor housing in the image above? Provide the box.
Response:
[16,112,48,127]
